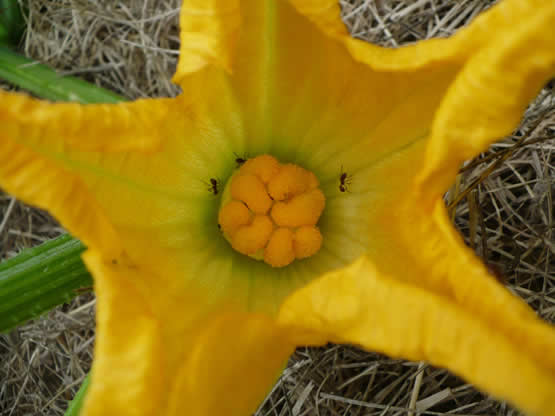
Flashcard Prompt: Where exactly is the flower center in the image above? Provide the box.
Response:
[218,154,325,268]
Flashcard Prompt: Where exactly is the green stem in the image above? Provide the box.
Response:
[0,234,92,333]
[0,0,25,47]
[65,373,91,416]
[0,47,124,103]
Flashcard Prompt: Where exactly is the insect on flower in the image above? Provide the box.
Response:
[205,178,220,195]
[339,166,352,193]
[234,152,249,167]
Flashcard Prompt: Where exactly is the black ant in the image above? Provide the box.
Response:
[339,166,352,193]
[234,152,249,167]
[205,178,220,195]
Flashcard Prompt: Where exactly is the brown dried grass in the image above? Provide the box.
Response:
[0,1,553,415]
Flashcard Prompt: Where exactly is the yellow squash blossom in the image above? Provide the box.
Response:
[1,0,555,414]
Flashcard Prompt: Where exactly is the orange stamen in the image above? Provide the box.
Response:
[218,154,326,267]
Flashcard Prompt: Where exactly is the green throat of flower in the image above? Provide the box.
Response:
[218,154,325,268]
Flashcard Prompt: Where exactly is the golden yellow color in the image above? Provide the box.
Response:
[231,174,273,214]
[293,226,323,259]
[220,154,324,267]
[217,200,250,236]
[0,0,554,415]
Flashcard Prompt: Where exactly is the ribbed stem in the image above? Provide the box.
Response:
[0,47,124,103]
[0,0,25,47]
[0,234,92,333]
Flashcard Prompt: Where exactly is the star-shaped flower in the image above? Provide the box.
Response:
[1,0,554,415]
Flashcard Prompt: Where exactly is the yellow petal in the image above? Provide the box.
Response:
[82,250,295,416]
[173,0,240,81]
[288,0,551,72]
[81,251,165,416]
[287,0,465,69]
[418,1,555,195]
[0,92,176,256]
[324,135,555,416]
[164,0,468,312]
[0,90,168,152]
[279,256,555,416]
[0,88,245,298]
[172,0,460,165]
[172,0,553,202]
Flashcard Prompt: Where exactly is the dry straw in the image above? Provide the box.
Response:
[0,0,553,415]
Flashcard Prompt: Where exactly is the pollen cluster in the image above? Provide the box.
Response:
[218,155,325,268]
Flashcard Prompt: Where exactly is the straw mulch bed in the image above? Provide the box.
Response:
[1,1,553,415]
